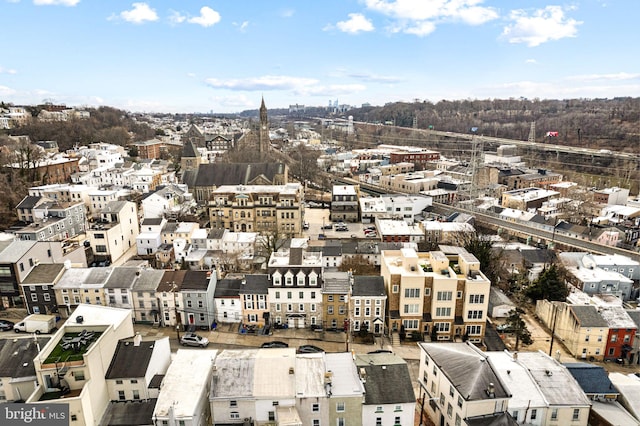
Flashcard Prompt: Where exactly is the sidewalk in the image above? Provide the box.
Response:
[135,322,421,359]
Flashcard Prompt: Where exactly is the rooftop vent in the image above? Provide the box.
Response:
[289,367,294,375]
[76,316,84,324]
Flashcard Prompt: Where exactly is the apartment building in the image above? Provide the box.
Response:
[381,247,491,342]
[87,201,139,263]
[330,185,360,223]
[209,183,303,237]
[267,247,323,329]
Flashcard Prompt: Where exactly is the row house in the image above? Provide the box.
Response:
[28,183,95,209]
[205,348,413,426]
[88,189,119,217]
[101,335,171,425]
[213,276,243,323]
[86,201,139,263]
[0,337,50,403]
[136,217,167,256]
[209,183,303,237]
[53,267,112,317]
[157,270,186,327]
[239,274,270,326]
[131,269,165,325]
[359,194,432,224]
[351,275,387,335]
[330,185,360,223]
[140,183,190,219]
[0,239,86,308]
[418,342,512,426]
[15,198,86,242]
[322,271,350,331]
[26,305,135,426]
[20,263,65,315]
[559,252,635,301]
[536,301,608,361]
[268,247,323,329]
[181,270,216,330]
[381,247,491,342]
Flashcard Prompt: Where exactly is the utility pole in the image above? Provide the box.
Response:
[548,304,558,357]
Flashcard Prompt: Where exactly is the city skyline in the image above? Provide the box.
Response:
[1,0,639,113]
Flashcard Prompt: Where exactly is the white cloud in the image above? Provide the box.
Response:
[347,72,402,83]
[33,0,80,6]
[0,86,17,97]
[213,94,255,109]
[119,2,158,24]
[280,9,294,18]
[205,75,318,91]
[168,10,186,25]
[567,72,640,82]
[334,13,374,34]
[204,75,366,98]
[188,6,221,27]
[187,72,196,78]
[363,0,498,35]
[233,21,249,32]
[0,66,17,75]
[502,6,581,47]
[525,59,537,64]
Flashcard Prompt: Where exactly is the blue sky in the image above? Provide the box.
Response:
[1,0,638,113]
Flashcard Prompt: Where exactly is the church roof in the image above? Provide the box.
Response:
[193,163,285,187]
[182,141,198,158]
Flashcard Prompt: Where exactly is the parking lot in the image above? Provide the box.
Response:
[302,207,378,240]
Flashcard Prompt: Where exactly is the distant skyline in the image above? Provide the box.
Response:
[1,0,639,113]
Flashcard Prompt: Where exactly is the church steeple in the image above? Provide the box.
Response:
[258,96,269,153]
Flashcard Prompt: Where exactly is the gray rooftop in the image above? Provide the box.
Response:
[565,363,619,396]
[21,263,64,284]
[211,349,258,398]
[352,276,386,297]
[238,274,269,295]
[0,240,37,263]
[418,342,510,402]
[571,305,609,328]
[354,353,415,405]
[0,337,50,379]
[105,339,157,379]
[100,399,157,426]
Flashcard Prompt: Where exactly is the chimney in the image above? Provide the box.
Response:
[133,333,142,346]
[486,383,495,398]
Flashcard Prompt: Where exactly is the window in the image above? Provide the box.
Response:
[327,306,333,314]
[392,284,399,293]
[551,408,558,420]
[466,325,482,335]
[313,420,320,426]
[376,419,382,426]
[424,288,431,296]
[43,293,50,302]
[31,293,38,302]
[337,419,345,426]
[530,409,537,420]
[403,304,419,314]
[469,294,484,303]
[71,415,77,421]
[75,371,85,381]
[115,379,123,384]
[404,288,420,298]
[457,395,463,408]
[434,322,450,332]
[287,291,292,299]
[572,408,580,421]
[447,402,453,417]
[312,403,319,412]
[394,416,400,425]
[336,402,345,412]
[328,295,334,302]
[230,412,240,420]
[275,291,280,299]
[467,310,483,320]
[268,412,275,421]
[118,390,125,400]
[436,291,452,301]
[230,400,237,407]
[435,307,451,317]
[132,390,140,400]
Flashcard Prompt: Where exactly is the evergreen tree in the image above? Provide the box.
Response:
[505,309,533,350]
[525,264,568,302]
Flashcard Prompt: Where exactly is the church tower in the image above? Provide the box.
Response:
[258,96,269,153]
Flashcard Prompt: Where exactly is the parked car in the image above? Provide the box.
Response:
[180,332,209,347]
[367,349,393,354]
[302,222,310,230]
[496,324,513,333]
[297,345,324,354]
[0,320,15,331]
[336,225,348,232]
[261,341,289,348]
[322,224,333,230]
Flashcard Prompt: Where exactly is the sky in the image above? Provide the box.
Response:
[1,0,639,113]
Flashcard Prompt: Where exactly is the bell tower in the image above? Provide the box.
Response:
[259,96,269,153]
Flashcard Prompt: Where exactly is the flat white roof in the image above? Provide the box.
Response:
[253,348,296,398]
[154,349,217,419]
[295,354,326,398]
[487,352,546,409]
[325,353,364,397]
